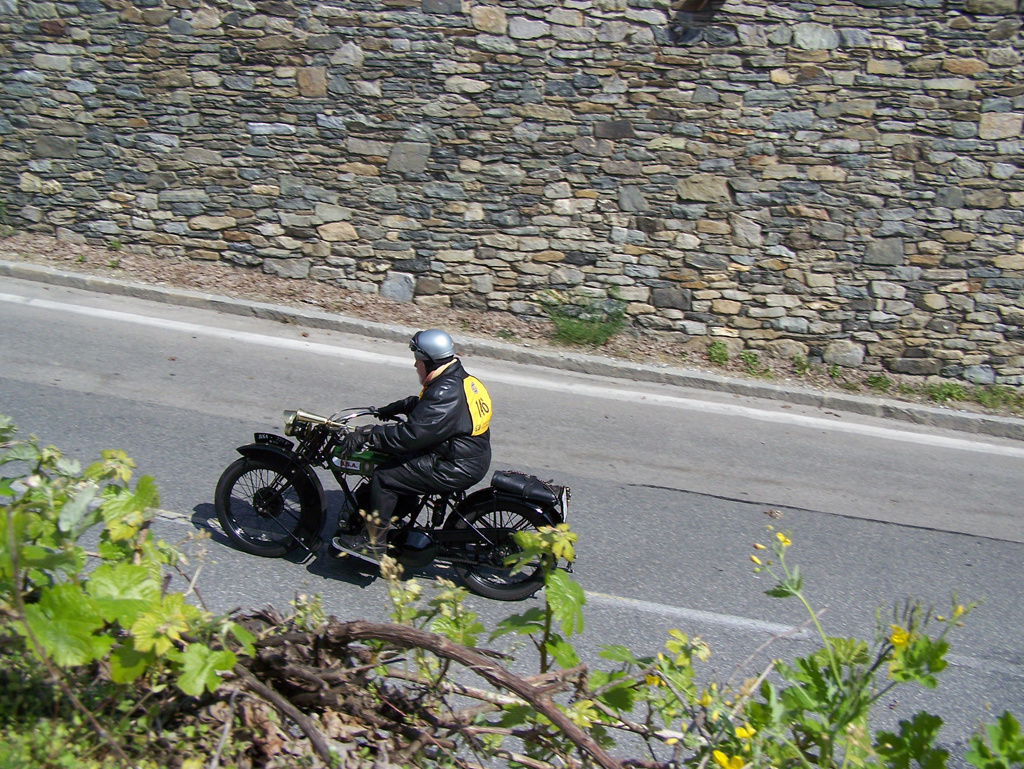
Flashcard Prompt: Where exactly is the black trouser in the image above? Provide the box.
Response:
[369,454,487,525]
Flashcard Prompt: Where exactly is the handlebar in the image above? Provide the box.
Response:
[282,407,402,436]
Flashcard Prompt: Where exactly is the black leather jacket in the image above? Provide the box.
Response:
[366,359,491,489]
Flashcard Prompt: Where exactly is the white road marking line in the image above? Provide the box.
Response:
[585,591,809,638]
[3,291,1024,459]
[154,511,1024,677]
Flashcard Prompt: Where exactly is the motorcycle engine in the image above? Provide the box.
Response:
[393,529,437,569]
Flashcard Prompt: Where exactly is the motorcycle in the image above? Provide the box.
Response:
[214,407,571,601]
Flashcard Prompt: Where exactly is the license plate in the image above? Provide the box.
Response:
[254,433,293,449]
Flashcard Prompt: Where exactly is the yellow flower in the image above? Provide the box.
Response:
[712,750,744,769]
[735,725,757,740]
[664,737,679,746]
[888,624,910,649]
[753,543,766,550]
[698,690,713,707]
[953,604,966,619]
[750,555,762,566]
[645,674,662,687]
[775,532,791,547]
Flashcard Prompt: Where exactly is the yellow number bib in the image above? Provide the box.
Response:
[463,375,492,436]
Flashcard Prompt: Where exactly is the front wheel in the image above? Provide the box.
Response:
[448,498,552,601]
[215,457,320,557]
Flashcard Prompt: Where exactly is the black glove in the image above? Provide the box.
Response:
[337,425,373,457]
[374,398,410,421]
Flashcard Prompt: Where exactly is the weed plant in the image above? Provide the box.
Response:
[542,296,626,347]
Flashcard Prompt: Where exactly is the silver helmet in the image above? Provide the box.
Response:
[409,329,456,364]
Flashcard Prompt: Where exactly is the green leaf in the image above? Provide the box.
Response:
[876,711,948,769]
[109,639,156,684]
[431,614,485,648]
[17,543,79,574]
[827,637,870,667]
[544,634,580,669]
[0,442,40,466]
[599,644,639,664]
[57,484,98,533]
[101,476,159,541]
[546,569,585,637]
[889,636,948,688]
[596,682,636,713]
[490,607,546,640]
[87,562,161,626]
[176,643,236,696]
[229,623,257,657]
[131,593,200,656]
[20,583,113,667]
[966,712,1024,769]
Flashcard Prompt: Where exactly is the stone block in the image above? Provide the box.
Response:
[965,0,1017,12]
[979,113,1023,140]
[297,67,327,97]
[792,23,839,50]
[318,222,358,241]
[263,258,311,279]
[594,120,636,139]
[888,358,941,375]
[387,142,431,173]
[823,340,865,368]
[675,174,731,203]
[381,272,417,302]
[472,5,507,33]
[864,239,905,266]
[422,0,461,12]
[508,17,549,39]
[651,287,692,311]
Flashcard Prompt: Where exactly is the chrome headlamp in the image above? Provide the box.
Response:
[283,410,298,436]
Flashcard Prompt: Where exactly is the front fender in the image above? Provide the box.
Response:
[235,443,327,523]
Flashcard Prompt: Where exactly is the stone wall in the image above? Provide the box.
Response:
[2,0,1024,383]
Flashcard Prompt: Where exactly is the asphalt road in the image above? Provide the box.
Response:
[2,275,1022,757]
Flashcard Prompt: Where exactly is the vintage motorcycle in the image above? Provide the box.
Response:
[214,407,571,601]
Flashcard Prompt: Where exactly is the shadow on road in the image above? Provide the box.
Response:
[188,496,456,595]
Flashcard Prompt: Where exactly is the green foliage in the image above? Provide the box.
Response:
[967,711,1024,769]
[744,529,978,769]
[707,340,730,365]
[924,382,968,403]
[3,413,1019,769]
[1,415,252,765]
[540,292,627,347]
[739,350,771,377]
[867,373,894,392]
[973,386,1024,412]
[491,524,583,672]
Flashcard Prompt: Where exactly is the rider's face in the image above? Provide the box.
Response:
[415,359,427,385]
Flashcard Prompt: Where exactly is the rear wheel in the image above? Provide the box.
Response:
[449,498,551,601]
[215,457,319,557]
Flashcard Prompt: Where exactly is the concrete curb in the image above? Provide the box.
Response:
[4,258,1024,441]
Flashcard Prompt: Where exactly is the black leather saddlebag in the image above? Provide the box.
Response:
[490,470,564,507]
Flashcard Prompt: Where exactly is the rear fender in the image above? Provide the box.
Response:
[235,443,327,531]
[450,486,561,528]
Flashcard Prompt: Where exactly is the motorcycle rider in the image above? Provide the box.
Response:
[331,329,493,561]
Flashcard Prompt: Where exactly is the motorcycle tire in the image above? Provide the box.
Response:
[449,497,552,601]
[215,457,319,557]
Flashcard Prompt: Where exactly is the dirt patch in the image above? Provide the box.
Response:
[0,232,1017,417]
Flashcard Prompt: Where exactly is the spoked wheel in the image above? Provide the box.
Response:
[215,457,320,557]
[449,498,551,601]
